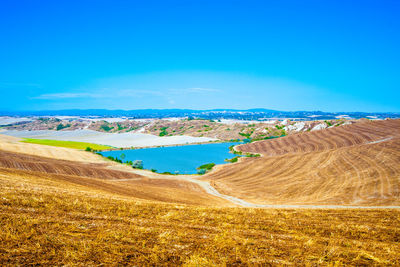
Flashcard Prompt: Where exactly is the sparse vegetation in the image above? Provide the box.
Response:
[56,123,71,131]
[159,127,169,136]
[100,124,114,132]
[117,123,126,131]
[238,132,251,138]
[225,156,239,163]
[197,162,215,172]
[107,155,123,163]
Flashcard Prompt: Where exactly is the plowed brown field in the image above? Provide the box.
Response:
[0,138,227,206]
[0,134,106,163]
[206,119,400,206]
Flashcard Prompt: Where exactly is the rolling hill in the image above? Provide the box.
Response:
[206,119,400,206]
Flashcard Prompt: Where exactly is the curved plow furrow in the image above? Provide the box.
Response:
[208,119,400,206]
[0,150,141,180]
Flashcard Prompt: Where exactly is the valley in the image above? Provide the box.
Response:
[1,118,400,265]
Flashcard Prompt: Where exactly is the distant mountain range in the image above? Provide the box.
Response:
[0,109,399,120]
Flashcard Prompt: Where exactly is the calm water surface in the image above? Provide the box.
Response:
[100,142,240,174]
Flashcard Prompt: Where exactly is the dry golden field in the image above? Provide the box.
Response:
[206,119,400,206]
[1,167,399,265]
[1,119,400,265]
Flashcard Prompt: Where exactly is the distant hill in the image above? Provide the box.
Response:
[0,109,399,120]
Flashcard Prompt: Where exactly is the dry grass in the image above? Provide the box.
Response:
[207,119,400,206]
[1,169,399,265]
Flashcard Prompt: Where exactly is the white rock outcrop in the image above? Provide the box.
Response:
[285,122,305,132]
[311,123,327,131]
[281,119,290,126]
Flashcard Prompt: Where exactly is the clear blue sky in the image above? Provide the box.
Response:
[1,0,399,112]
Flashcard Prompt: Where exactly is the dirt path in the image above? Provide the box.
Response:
[186,178,400,209]
[109,166,400,209]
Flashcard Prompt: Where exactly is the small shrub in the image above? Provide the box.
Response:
[117,123,126,131]
[132,160,143,169]
[159,127,168,136]
[246,153,260,157]
[197,163,215,171]
[100,124,113,132]
[225,156,239,163]
[56,123,71,131]
[197,169,206,175]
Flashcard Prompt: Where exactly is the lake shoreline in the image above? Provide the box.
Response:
[99,142,242,175]
[98,139,242,151]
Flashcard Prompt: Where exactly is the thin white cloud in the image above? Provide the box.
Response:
[187,87,221,92]
[168,87,222,94]
[33,92,102,99]
[34,87,221,100]
[115,89,164,97]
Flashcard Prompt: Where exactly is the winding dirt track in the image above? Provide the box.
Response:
[205,119,400,206]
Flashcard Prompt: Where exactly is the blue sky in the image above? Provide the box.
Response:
[1,0,399,112]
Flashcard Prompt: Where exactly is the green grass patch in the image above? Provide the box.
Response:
[21,138,113,150]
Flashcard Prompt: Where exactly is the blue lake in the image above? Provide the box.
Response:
[100,142,240,174]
